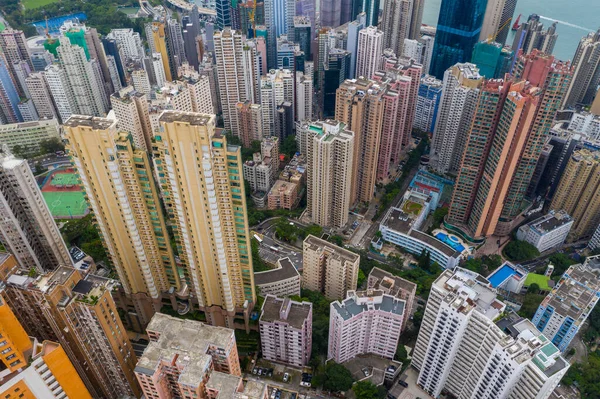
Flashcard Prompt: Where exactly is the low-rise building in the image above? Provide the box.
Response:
[254,257,301,297]
[328,290,405,363]
[516,210,574,253]
[259,295,313,367]
[367,267,416,331]
[0,119,61,157]
[267,180,299,210]
[380,190,465,269]
[532,263,600,351]
[135,313,242,398]
[302,235,359,300]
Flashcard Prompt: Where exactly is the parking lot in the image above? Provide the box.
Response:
[343,355,398,386]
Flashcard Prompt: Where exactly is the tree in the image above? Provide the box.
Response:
[503,240,540,262]
[548,253,577,275]
[357,269,366,287]
[562,352,600,398]
[281,134,298,158]
[81,240,109,264]
[39,137,65,155]
[395,343,408,364]
[518,292,544,319]
[274,217,300,242]
[527,283,540,293]
[352,381,386,399]
[431,207,448,228]
[303,224,323,238]
[313,362,354,392]
[251,238,270,272]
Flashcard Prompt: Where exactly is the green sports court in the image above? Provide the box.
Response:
[40,168,89,218]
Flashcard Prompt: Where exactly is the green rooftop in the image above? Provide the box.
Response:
[524,273,551,291]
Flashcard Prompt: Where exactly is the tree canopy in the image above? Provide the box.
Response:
[313,362,354,392]
[352,381,386,399]
[503,240,540,262]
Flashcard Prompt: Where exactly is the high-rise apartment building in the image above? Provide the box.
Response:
[110,86,154,151]
[409,0,424,39]
[152,52,168,87]
[106,28,144,60]
[147,22,172,81]
[302,235,359,300]
[25,72,59,120]
[367,267,416,332]
[564,29,600,107]
[260,68,294,136]
[0,29,32,96]
[236,101,264,147]
[0,266,141,398]
[135,313,244,398]
[381,0,413,57]
[259,295,312,367]
[551,149,600,240]
[0,296,93,399]
[356,26,384,80]
[413,268,569,399]
[329,290,405,363]
[154,111,256,328]
[429,0,488,78]
[447,80,541,238]
[214,28,255,134]
[0,56,22,124]
[304,120,354,228]
[480,0,518,45]
[512,15,559,57]
[429,63,482,174]
[471,40,513,78]
[533,263,600,351]
[0,152,71,272]
[44,64,78,123]
[402,36,435,75]
[56,37,109,117]
[336,78,385,204]
[414,74,443,133]
[65,116,180,329]
[295,71,313,122]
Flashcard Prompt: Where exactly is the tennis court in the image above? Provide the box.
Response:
[42,191,88,218]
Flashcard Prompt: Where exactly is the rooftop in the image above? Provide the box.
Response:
[304,235,359,265]
[206,371,240,397]
[254,257,300,285]
[527,210,574,235]
[159,110,215,126]
[260,295,312,329]
[368,267,417,297]
[543,264,600,320]
[332,290,405,321]
[63,115,115,130]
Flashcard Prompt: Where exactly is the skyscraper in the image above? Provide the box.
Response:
[413,268,569,399]
[110,86,154,151]
[0,29,33,96]
[154,111,256,328]
[147,22,172,81]
[214,28,255,134]
[429,63,483,174]
[320,0,342,28]
[0,151,71,272]
[236,101,264,147]
[551,149,600,240]
[43,64,78,123]
[564,29,600,107]
[363,0,380,27]
[260,68,294,136]
[336,78,385,204]
[64,116,181,329]
[381,0,413,57]
[0,56,23,123]
[356,26,383,79]
[25,72,59,120]
[429,0,488,78]
[511,14,558,56]
[414,75,443,133]
[471,40,514,78]
[304,120,354,228]
[409,0,424,39]
[296,71,313,121]
[479,0,518,44]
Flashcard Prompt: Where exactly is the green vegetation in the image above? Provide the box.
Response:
[402,200,423,215]
[274,217,300,242]
[517,291,544,319]
[234,330,260,356]
[40,137,65,154]
[583,304,600,344]
[281,135,298,159]
[357,269,366,287]
[503,240,540,262]
[312,362,354,392]
[461,255,502,277]
[246,200,304,227]
[431,207,448,229]
[251,238,271,272]
[60,214,109,264]
[524,273,551,291]
[159,306,206,323]
[375,136,429,219]
[548,253,577,276]
[352,381,386,399]
[562,352,600,398]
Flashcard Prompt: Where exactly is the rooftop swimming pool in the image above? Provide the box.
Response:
[435,232,465,252]
[488,264,523,288]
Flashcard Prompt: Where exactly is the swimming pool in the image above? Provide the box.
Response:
[488,264,522,288]
[435,232,465,252]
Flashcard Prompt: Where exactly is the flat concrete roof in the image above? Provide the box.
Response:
[254,257,300,286]
[63,115,115,130]
[260,295,311,329]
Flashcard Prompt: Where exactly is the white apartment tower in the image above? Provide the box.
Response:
[260,69,294,137]
[328,290,405,363]
[0,151,72,272]
[381,0,414,56]
[429,63,483,174]
[356,26,384,80]
[259,295,312,367]
[305,120,355,229]
[25,72,58,120]
[44,64,78,123]
[214,28,254,135]
[110,86,154,151]
[413,268,569,399]
[56,38,108,117]
[296,71,313,122]
[107,28,144,60]
[152,52,167,87]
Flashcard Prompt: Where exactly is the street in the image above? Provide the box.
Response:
[254,218,305,269]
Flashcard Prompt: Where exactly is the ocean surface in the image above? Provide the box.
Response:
[422,0,600,62]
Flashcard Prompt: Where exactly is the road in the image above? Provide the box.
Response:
[253,217,305,269]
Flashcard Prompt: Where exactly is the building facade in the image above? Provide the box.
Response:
[254,257,301,297]
[516,210,574,253]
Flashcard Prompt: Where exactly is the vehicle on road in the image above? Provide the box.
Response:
[254,234,263,243]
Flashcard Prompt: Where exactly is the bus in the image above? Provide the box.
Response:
[253,234,263,243]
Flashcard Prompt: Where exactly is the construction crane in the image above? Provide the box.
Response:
[248,0,257,36]
[487,17,513,43]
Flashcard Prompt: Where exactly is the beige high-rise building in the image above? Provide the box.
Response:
[148,22,172,81]
[0,152,71,272]
[236,101,264,147]
[110,86,154,151]
[154,111,256,328]
[381,0,413,56]
[551,149,600,240]
[302,235,359,300]
[305,120,354,228]
[356,26,384,80]
[335,78,385,204]
[0,266,141,398]
[64,116,180,330]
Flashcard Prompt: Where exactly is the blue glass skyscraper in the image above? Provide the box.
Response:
[429,0,489,79]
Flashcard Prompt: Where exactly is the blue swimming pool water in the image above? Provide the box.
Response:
[488,265,518,288]
[435,233,465,252]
